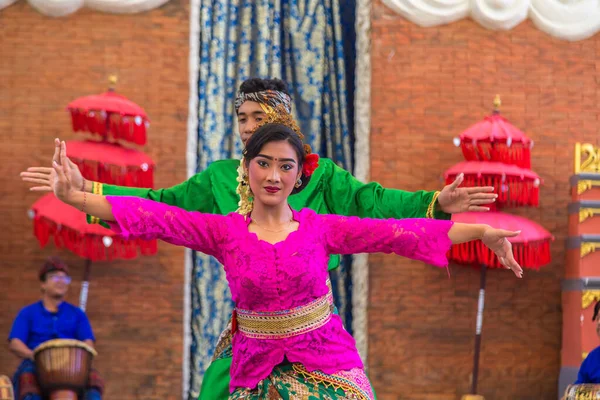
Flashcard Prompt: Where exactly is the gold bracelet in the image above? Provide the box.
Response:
[89,182,100,224]
[426,191,441,219]
[93,181,103,196]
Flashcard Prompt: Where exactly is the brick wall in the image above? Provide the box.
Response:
[0,2,189,399]
[2,1,595,399]
[367,2,600,399]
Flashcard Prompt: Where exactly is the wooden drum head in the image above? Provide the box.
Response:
[33,339,97,398]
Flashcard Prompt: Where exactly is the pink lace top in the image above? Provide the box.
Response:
[106,196,454,392]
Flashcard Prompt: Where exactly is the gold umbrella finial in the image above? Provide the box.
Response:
[493,94,501,111]
[108,75,118,90]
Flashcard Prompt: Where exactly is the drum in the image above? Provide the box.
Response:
[33,339,97,400]
[563,384,600,400]
[0,375,14,400]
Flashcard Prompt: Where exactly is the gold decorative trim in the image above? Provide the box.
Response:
[493,94,501,111]
[236,281,334,339]
[108,74,118,89]
[583,352,589,361]
[575,143,600,174]
[577,180,600,195]
[89,182,103,224]
[580,208,600,223]
[293,364,372,400]
[426,191,441,219]
[581,243,600,258]
[95,182,103,196]
[582,290,600,309]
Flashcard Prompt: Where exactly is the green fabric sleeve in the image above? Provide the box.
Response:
[322,159,450,220]
[88,168,215,227]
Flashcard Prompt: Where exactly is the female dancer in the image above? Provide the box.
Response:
[50,122,522,399]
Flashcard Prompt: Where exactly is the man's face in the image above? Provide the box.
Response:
[41,271,71,298]
[237,101,267,145]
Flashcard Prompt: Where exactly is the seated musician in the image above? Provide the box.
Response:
[7,257,104,400]
[576,301,600,384]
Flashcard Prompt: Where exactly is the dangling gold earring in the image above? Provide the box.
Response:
[236,159,254,216]
[243,173,253,195]
[295,178,302,188]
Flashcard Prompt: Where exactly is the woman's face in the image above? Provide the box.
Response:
[246,140,302,207]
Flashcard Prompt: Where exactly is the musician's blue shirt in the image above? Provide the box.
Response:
[8,301,94,350]
[577,346,600,384]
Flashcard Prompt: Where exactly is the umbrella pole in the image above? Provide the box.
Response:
[471,264,487,395]
[79,259,92,312]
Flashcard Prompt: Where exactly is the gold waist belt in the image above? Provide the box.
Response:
[234,279,334,339]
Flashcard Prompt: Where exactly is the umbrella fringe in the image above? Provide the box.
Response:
[33,216,157,262]
[70,158,154,188]
[446,175,539,207]
[448,239,551,269]
[70,109,148,145]
[460,142,531,169]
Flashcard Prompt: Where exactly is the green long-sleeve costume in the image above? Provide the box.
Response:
[93,157,449,399]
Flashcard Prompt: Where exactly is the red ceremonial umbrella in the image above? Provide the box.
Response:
[67,78,149,145]
[66,140,155,188]
[30,193,158,309]
[444,161,541,208]
[30,193,157,261]
[27,77,156,312]
[453,96,533,169]
[450,212,552,396]
[450,212,552,269]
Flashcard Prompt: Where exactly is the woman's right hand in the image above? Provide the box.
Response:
[20,138,85,192]
[481,227,523,278]
[52,140,77,204]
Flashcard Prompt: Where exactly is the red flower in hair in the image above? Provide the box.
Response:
[302,153,320,176]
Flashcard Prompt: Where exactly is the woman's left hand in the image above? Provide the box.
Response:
[52,140,76,204]
[481,227,524,278]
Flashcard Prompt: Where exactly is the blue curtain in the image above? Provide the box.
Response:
[189,0,356,397]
